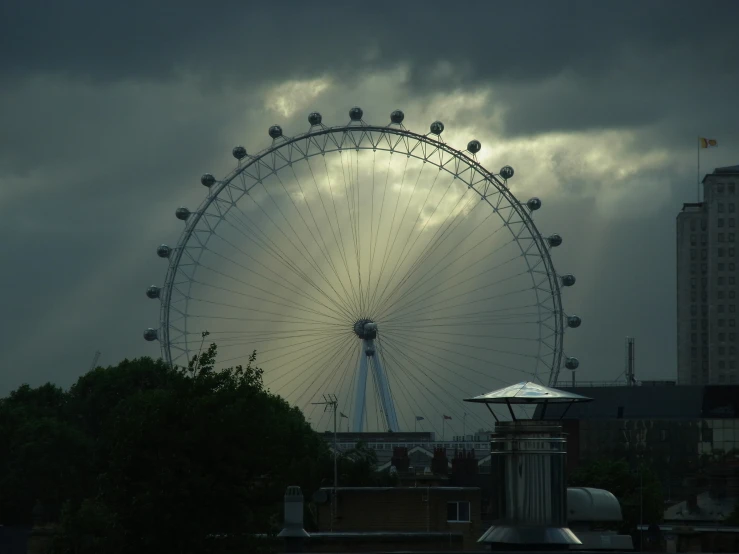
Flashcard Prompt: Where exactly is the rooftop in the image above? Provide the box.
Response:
[533,385,739,420]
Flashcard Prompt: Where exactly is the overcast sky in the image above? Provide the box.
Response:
[2,0,739,399]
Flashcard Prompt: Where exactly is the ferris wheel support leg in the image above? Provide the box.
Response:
[369,346,399,432]
[352,346,368,432]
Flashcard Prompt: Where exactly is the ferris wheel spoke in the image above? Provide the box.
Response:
[366,154,393,318]
[384,335,533,375]
[381,333,513,387]
[375,343,442,437]
[377,217,514,318]
[369,155,427,313]
[273,168,359,316]
[386,327,538,361]
[367,154,411,315]
[261,333,353,389]
[297,159,363,315]
[375,160,444,309]
[195,255,352,324]
[383,282,533,324]
[190,279,346,324]
[378,250,523,321]
[382,304,541,326]
[237,180,357,320]
[374,180,487,316]
[371,184,479,316]
[186,296,348,327]
[380,339,489,432]
[218,208,351,314]
[283,334,357,407]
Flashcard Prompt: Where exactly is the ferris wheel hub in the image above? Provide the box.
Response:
[353,318,377,340]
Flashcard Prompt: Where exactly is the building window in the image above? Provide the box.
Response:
[719,277,725,285]
[731,347,737,355]
[731,263,736,271]
[447,501,471,522]
[719,347,726,355]
[731,360,738,370]
[691,292,697,302]
[731,248,736,257]
[720,319,726,327]
[691,319,698,330]
[702,219,707,230]
[702,250,708,259]
[719,263,726,271]
[719,203,725,213]
[692,333,697,344]
[690,233,697,246]
[691,305,698,316]
[690,219,697,231]
[719,373,726,383]
[691,249,697,260]
[720,361,726,369]
[719,185,725,194]
[731,374,737,383]
[720,333,726,341]
[719,218,725,227]
[730,305,736,313]
[731,333,737,341]
[719,305,725,313]
[731,233,736,242]
[702,263,708,273]
[702,333,708,343]
[731,203,736,213]
[730,184,736,194]
[719,248,725,257]
[731,319,736,328]
[718,291,725,299]
[732,291,737,299]
[719,233,726,242]
[730,218,736,228]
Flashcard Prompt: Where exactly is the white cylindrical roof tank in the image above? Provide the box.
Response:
[567,487,623,522]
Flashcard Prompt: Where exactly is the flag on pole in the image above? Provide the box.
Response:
[700,138,718,149]
[339,412,348,418]
[443,415,452,420]
[415,416,425,421]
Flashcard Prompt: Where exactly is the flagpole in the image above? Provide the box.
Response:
[443,416,446,442]
[698,136,701,202]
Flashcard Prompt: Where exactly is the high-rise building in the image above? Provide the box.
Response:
[677,165,739,385]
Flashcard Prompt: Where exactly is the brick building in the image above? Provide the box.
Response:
[314,487,482,551]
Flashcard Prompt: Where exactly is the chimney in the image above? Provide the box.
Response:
[391,447,410,472]
[451,447,478,481]
[465,381,592,551]
[278,486,309,552]
[431,446,449,475]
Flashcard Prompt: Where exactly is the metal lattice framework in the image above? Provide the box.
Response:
[145,109,580,434]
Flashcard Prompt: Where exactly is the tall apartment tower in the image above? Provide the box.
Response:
[677,165,739,385]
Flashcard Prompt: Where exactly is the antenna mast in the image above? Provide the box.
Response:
[312,394,338,530]
[89,351,101,372]
[626,337,636,386]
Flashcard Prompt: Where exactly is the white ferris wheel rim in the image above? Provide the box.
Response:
[149,112,576,431]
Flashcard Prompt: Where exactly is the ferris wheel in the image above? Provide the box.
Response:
[143,107,581,434]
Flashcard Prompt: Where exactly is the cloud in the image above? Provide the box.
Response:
[2,1,739,432]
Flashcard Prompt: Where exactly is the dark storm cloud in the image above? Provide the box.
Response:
[2,0,738,406]
[3,1,737,87]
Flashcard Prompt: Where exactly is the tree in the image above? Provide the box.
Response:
[49,344,329,553]
[568,458,663,534]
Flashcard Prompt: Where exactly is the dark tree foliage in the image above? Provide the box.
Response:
[568,458,663,534]
[0,345,361,554]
